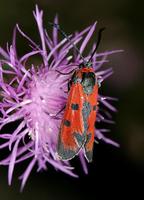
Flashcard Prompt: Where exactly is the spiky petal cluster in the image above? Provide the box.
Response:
[0,6,121,190]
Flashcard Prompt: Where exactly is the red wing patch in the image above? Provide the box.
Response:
[57,82,86,161]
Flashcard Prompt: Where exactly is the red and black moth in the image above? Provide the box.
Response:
[58,66,98,162]
[50,23,104,162]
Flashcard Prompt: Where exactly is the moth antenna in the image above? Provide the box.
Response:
[48,22,87,65]
[55,69,75,75]
[87,27,105,64]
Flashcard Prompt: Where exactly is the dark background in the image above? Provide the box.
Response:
[0,0,144,199]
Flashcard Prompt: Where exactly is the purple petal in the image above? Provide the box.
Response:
[0,47,9,59]
[0,141,10,149]
[17,70,30,92]
[96,130,120,147]
[95,54,108,71]
[9,121,26,150]
[12,26,17,55]
[8,138,20,185]
[19,50,42,63]
[79,151,88,174]
[60,25,91,57]
[101,71,113,81]
[33,5,47,67]
[0,141,34,166]
[16,24,40,50]
[0,134,11,139]
[47,37,67,63]
[9,46,16,67]
[15,152,33,164]
[20,158,37,191]
[53,15,58,46]
[44,30,53,50]
[100,99,117,112]
[46,157,78,178]
[96,49,123,57]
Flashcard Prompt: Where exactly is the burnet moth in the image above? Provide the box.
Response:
[49,23,104,162]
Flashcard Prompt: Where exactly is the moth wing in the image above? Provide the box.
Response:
[84,85,98,162]
[57,83,85,161]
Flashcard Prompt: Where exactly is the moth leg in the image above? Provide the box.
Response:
[55,106,66,116]
[55,69,75,75]
[46,106,66,119]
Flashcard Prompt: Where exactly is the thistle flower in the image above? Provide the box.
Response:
[0,5,122,190]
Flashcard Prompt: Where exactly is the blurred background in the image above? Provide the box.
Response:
[0,0,144,199]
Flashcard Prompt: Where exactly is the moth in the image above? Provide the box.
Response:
[58,64,98,162]
[50,23,104,162]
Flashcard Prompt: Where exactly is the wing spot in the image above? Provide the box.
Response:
[93,105,97,110]
[64,120,71,127]
[71,103,79,110]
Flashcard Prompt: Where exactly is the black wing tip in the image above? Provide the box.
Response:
[57,132,86,161]
[57,141,78,161]
[84,150,93,163]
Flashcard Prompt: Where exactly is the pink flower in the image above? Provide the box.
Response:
[0,5,122,190]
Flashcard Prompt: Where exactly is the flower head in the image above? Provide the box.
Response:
[0,5,122,190]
